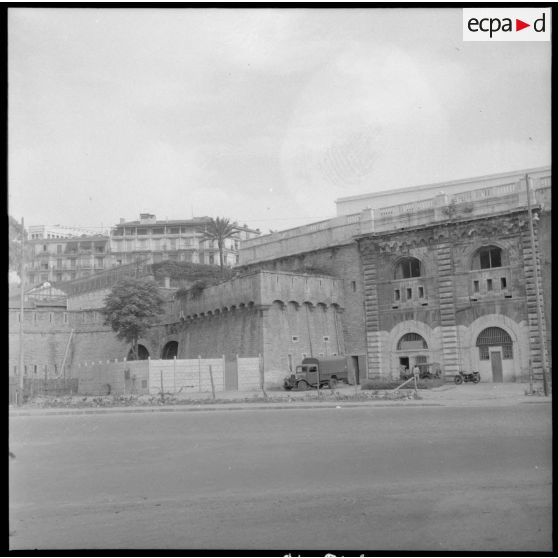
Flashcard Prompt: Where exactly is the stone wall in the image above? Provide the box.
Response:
[8,309,125,378]
[238,246,366,363]
[359,209,544,383]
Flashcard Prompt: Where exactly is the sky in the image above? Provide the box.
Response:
[8,8,551,234]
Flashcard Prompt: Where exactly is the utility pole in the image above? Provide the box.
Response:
[18,217,25,406]
[525,174,549,396]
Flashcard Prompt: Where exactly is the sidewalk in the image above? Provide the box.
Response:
[9,383,550,417]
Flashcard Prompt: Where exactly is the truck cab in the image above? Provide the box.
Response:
[284,357,349,390]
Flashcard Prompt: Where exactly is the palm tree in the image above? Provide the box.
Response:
[198,217,238,271]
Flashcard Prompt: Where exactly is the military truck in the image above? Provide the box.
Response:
[283,356,350,390]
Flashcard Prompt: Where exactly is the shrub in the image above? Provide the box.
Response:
[189,280,207,299]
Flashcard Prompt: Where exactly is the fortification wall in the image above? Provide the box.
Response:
[146,305,263,361]
[238,245,366,360]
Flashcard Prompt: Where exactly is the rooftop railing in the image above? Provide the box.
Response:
[240,176,551,265]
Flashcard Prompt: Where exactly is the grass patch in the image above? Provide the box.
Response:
[361,378,445,390]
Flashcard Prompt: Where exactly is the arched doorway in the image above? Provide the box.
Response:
[476,327,513,382]
[161,341,178,360]
[396,333,430,378]
[127,344,150,360]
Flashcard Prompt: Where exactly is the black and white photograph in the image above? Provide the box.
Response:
[8,5,552,553]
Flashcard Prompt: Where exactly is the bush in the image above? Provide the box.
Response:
[189,280,207,299]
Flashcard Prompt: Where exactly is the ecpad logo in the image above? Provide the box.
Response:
[463,8,551,41]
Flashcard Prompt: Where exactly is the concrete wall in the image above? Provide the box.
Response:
[148,358,224,394]
[78,360,150,395]
[76,357,261,396]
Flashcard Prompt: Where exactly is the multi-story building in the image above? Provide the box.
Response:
[25,214,260,287]
[26,235,111,285]
[109,213,259,267]
[27,224,103,240]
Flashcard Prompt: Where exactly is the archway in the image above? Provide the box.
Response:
[396,332,431,378]
[127,344,150,360]
[467,314,525,383]
[476,327,513,383]
[161,341,179,360]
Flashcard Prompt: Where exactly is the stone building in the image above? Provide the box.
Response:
[240,166,551,385]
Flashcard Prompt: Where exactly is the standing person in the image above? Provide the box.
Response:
[413,364,420,378]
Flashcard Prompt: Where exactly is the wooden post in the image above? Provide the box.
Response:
[198,356,202,392]
[160,370,164,400]
[173,356,177,394]
[208,365,216,400]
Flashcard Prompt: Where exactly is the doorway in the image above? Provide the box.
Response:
[399,356,410,376]
[161,341,178,360]
[490,351,503,382]
[351,356,360,385]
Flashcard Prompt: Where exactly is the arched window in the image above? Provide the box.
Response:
[472,246,503,270]
[397,333,428,350]
[394,257,421,279]
[161,341,178,360]
[476,327,513,360]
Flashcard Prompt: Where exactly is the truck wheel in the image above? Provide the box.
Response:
[328,378,338,389]
[297,380,309,391]
[454,375,463,385]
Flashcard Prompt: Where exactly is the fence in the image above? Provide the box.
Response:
[9,376,79,405]
[73,355,263,397]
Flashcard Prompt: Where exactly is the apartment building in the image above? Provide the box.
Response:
[109,213,259,267]
[26,236,111,285]
[28,224,103,240]
[25,214,260,287]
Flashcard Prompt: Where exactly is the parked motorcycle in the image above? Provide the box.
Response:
[454,371,480,384]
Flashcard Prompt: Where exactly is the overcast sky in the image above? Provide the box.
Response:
[8,8,551,233]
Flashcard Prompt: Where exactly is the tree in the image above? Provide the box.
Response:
[9,215,27,273]
[101,278,165,360]
[198,217,238,271]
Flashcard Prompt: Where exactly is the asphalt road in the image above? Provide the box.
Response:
[9,404,552,552]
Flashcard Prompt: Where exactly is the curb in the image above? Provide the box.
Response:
[9,400,446,417]
[9,397,551,417]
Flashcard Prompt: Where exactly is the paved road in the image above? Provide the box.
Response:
[9,404,552,551]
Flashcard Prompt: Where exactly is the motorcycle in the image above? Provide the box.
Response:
[454,371,480,384]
